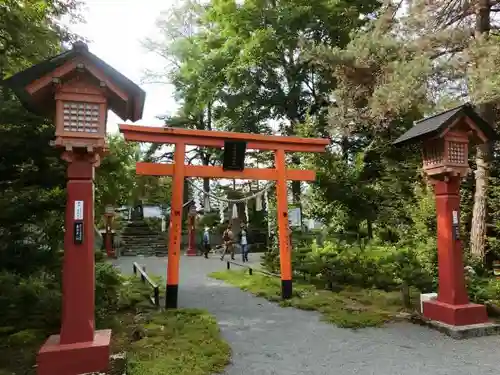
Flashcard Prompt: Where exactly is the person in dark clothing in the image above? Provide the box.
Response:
[202,227,211,258]
[239,223,250,262]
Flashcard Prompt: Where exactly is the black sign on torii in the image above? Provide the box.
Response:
[223,140,247,171]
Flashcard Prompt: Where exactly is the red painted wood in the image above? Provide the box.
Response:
[422,176,489,326]
[37,329,111,375]
[433,177,469,305]
[60,154,96,344]
[135,162,317,181]
[37,151,111,375]
[275,149,292,282]
[423,300,488,326]
[120,124,329,152]
[167,142,186,286]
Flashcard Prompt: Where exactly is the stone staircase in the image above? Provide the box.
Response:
[119,220,168,256]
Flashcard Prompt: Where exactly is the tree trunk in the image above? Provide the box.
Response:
[291,155,301,204]
[202,102,212,208]
[470,1,493,259]
[470,141,491,258]
[367,219,373,239]
[400,281,411,309]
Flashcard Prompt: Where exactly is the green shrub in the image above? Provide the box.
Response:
[95,262,123,324]
[261,240,280,273]
[269,239,433,303]
[0,271,61,331]
[95,249,106,262]
[0,260,129,333]
[7,329,45,346]
[117,277,154,310]
[468,277,500,305]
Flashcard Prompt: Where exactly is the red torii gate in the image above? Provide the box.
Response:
[120,124,330,308]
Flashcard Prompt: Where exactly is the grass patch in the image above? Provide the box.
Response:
[0,275,230,375]
[112,308,231,375]
[210,269,405,328]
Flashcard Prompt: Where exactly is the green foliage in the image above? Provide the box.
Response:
[0,0,82,78]
[95,135,173,220]
[0,268,228,375]
[0,261,133,336]
[0,0,82,276]
[197,212,220,229]
[145,0,382,205]
[7,329,45,346]
[266,240,434,302]
[468,277,500,307]
[124,309,231,375]
[0,271,61,332]
[95,262,124,324]
[95,135,140,214]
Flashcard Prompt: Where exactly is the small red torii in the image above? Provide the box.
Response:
[120,124,330,308]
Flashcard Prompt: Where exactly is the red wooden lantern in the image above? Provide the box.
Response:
[395,104,493,179]
[54,76,107,151]
[394,103,498,331]
[422,132,469,177]
[2,41,145,375]
[4,41,144,153]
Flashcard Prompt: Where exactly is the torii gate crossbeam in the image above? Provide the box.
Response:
[120,124,330,308]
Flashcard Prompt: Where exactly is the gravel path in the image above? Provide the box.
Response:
[114,255,500,375]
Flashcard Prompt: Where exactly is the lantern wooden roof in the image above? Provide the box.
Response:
[1,41,145,122]
[393,103,497,146]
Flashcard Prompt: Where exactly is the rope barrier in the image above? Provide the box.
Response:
[187,180,275,204]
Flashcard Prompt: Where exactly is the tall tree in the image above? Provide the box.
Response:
[199,0,380,201]
[143,0,219,197]
[303,0,500,248]
[146,0,381,205]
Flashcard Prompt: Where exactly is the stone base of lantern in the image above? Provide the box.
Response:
[422,318,500,340]
[36,329,111,375]
[422,300,500,339]
[423,299,488,326]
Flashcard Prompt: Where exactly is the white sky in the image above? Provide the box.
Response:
[69,0,180,134]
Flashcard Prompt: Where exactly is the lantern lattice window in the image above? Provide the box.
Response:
[63,101,100,133]
[423,142,443,166]
[448,141,467,164]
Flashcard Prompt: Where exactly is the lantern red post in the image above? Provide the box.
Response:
[104,205,115,258]
[104,217,115,258]
[393,104,498,328]
[186,209,197,256]
[36,150,112,374]
[2,42,145,374]
[423,175,488,325]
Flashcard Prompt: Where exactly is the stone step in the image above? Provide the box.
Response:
[121,252,167,256]
[120,249,168,255]
[120,238,165,243]
[119,242,168,247]
[120,237,166,242]
[120,243,167,248]
[120,234,165,239]
[121,232,159,237]
[119,244,167,249]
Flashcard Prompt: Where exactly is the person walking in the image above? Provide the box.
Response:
[202,226,211,259]
[220,223,235,261]
[239,223,250,262]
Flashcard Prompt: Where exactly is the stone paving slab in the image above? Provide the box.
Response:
[114,255,500,375]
